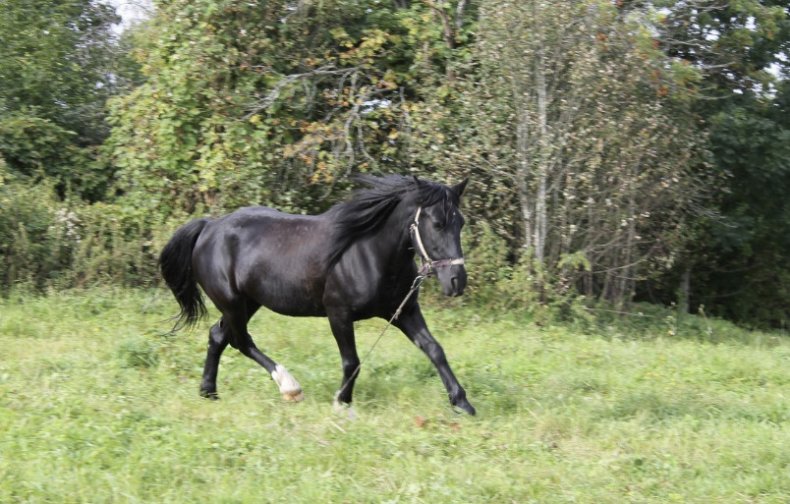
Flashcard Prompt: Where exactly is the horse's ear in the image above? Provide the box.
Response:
[452,178,469,198]
[413,175,421,186]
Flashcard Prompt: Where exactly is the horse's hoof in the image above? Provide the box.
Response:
[333,399,358,420]
[452,398,476,416]
[272,364,303,402]
[282,390,305,402]
[200,390,219,400]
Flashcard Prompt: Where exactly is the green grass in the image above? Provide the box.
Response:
[1,288,789,503]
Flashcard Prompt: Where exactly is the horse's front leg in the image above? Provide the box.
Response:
[393,302,476,415]
[327,309,361,409]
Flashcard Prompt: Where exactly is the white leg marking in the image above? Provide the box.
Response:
[333,392,358,420]
[271,364,304,402]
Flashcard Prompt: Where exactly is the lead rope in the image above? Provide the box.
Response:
[335,273,427,401]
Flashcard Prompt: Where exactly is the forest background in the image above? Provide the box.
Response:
[1,0,788,329]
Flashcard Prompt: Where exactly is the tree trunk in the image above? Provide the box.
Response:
[516,106,533,251]
[534,52,548,265]
[679,265,691,315]
[618,170,637,309]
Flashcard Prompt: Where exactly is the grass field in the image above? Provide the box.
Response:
[1,288,789,503]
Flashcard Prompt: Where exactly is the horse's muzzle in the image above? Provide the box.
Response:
[439,264,467,297]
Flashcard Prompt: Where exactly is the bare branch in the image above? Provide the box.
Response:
[244,66,359,119]
[423,0,456,49]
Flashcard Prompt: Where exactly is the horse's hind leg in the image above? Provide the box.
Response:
[223,305,304,402]
[199,319,230,399]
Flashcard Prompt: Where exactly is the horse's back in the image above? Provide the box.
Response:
[192,206,331,316]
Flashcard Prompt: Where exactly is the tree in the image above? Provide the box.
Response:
[103,0,789,327]
[0,0,122,200]
[106,0,474,216]
[439,0,707,306]
[0,0,120,144]
[688,84,790,326]
[641,0,790,326]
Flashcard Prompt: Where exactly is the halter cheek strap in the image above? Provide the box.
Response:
[409,207,465,276]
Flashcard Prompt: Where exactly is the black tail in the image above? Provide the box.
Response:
[159,218,210,331]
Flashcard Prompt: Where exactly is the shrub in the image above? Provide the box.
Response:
[0,181,63,291]
[0,113,112,201]
[0,180,169,293]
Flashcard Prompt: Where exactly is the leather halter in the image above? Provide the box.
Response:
[409,207,465,276]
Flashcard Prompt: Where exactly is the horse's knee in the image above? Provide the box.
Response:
[342,358,360,378]
[209,322,228,346]
[422,340,447,364]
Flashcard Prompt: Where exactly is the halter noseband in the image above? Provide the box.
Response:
[409,207,465,276]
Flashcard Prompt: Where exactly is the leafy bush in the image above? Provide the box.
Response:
[0,114,112,201]
[0,181,63,291]
[63,202,166,289]
[461,221,514,305]
[0,180,169,294]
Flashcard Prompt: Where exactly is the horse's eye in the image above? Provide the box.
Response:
[431,216,447,230]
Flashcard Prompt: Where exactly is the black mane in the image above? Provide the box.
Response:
[325,174,459,267]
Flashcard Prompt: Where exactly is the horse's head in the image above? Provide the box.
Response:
[411,178,468,297]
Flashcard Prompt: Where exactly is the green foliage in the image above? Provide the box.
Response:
[107,0,337,215]
[460,222,513,304]
[629,0,790,328]
[425,0,710,308]
[0,181,64,290]
[0,0,119,143]
[688,86,790,327]
[654,0,788,96]
[0,113,111,200]
[61,201,166,288]
[106,0,478,217]
[0,181,167,294]
[0,156,6,187]
[0,0,134,203]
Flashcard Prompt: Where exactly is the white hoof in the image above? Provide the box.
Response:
[271,364,304,402]
[333,396,358,420]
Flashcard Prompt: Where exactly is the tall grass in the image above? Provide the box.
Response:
[1,288,789,502]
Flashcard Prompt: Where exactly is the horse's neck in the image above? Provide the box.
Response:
[367,202,416,268]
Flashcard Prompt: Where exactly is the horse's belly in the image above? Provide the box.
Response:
[259,291,326,317]
[245,271,326,317]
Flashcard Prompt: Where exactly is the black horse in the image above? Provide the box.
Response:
[159,175,475,415]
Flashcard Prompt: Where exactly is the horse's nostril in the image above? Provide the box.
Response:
[451,276,459,292]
